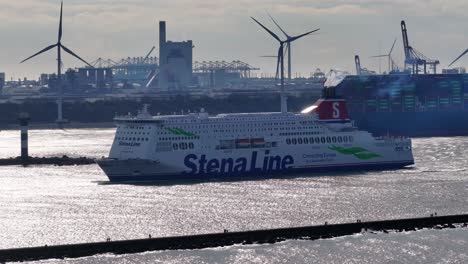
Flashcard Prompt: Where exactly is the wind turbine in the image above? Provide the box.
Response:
[20,1,93,125]
[370,38,398,73]
[449,48,468,67]
[251,17,319,113]
[267,12,319,81]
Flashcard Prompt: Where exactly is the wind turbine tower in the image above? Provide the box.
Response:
[267,12,319,81]
[251,17,319,113]
[20,1,93,125]
[370,38,398,73]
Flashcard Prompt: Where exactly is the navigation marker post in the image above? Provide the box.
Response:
[18,113,30,164]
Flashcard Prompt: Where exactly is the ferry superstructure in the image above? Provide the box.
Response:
[97,96,414,182]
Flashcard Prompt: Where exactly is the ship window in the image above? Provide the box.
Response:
[343,136,348,142]
[349,136,354,142]
[180,143,187,150]
[326,137,331,143]
[173,143,178,150]
[298,138,303,144]
[189,142,194,149]
[304,138,309,144]
[315,137,320,144]
[286,138,291,145]
[338,136,342,143]
[292,138,297,145]
[332,137,337,143]
[321,137,326,144]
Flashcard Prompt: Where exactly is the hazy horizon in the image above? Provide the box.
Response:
[0,0,466,80]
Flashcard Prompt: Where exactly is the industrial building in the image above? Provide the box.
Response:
[193,60,259,88]
[158,21,193,90]
[0,72,5,93]
[77,67,113,90]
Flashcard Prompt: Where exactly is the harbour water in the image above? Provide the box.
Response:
[0,129,467,262]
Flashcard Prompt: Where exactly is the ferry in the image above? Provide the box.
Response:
[97,86,414,182]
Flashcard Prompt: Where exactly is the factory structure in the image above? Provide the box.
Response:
[2,20,327,97]
[17,20,263,95]
[158,21,193,90]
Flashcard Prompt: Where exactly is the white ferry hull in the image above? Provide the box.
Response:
[98,143,414,183]
[98,99,414,183]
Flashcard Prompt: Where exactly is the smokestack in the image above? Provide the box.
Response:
[159,21,166,65]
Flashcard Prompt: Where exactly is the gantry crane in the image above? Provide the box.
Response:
[401,21,439,74]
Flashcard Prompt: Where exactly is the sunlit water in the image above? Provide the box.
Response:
[0,129,467,262]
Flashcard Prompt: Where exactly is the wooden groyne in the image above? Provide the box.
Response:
[0,214,467,262]
[0,156,95,166]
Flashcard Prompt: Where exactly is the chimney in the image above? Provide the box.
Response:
[159,21,166,65]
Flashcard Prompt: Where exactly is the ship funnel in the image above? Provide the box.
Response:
[301,99,350,121]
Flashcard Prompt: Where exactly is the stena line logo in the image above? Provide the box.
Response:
[184,150,294,175]
[332,102,340,118]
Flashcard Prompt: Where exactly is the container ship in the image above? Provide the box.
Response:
[97,94,413,183]
[333,72,468,137]
[333,20,468,137]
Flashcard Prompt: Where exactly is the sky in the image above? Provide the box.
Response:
[0,0,466,80]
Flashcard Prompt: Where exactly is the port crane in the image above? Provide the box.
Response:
[401,20,439,74]
[355,55,362,75]
[449,49,468,67]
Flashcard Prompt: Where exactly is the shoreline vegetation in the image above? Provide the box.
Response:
[0,93,320,129]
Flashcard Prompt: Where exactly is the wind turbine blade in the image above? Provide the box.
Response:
[58,1,63,42]
[20,44,58,63]
[389,37,397,55]
[61,44,94,68]
[251,17,281,42]
[266,11,290,38]
[449,48,468,67]
[288,28,320,42]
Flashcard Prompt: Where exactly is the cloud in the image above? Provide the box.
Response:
[0,0,466,79]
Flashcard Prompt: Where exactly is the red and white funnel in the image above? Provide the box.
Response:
[301,98,350,122]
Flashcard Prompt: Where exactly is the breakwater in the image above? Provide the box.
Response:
[0,156,95,166]
[0,214,467,262]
